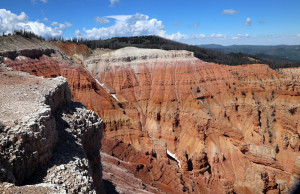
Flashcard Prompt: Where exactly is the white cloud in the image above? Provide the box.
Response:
[43,17,48,21]
[222,9,239,15]
[232,34,249,39]
[297,34,300,37]
[209,33,226,38]
[40,0,47,3]
[57,22,72,30]
[51,21,58,26]
[216,33,226,38]
[192,34,206,39]
[165,32,188,41]
[244,17,252,26]
[110,0,120,7]
[95,16,110,24]
[64,22,72,27]
[0,9,70,37]
[76,13,188,41]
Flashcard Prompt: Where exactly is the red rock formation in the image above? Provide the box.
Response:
[51,42,90,65]
[85,47,300,193]
[2,38,300,193]
[3,54,121,119]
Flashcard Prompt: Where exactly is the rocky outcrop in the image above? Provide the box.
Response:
[51,42,91,65]
[3,47,120,121]
[0,67,104,193]
[31,104,104,193]
[85,47,194,65]
[0,70,70,185]
[0,49,55,60]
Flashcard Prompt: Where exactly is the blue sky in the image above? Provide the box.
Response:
[1,0,300,45]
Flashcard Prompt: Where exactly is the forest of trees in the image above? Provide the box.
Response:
[12,30,45,41]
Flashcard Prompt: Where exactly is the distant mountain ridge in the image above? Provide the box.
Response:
[200,44,300,62]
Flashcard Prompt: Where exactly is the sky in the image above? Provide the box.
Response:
[1,0,300,45]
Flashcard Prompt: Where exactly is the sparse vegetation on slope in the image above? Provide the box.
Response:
[12,30,45,41]
[77,35,300,69]
[77,36,260,66]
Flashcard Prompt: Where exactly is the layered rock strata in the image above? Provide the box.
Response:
[85,47,300,193]
[2,35,300,193]
[0,67,104,193]
[1,41,120,121]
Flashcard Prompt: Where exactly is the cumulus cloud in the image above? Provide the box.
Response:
[51,21,58,26]
[76,13,188,41]
[232,34,249,39]
[95,16,110,24]
[43,17,48,21]
[50,21,72,29]
[40,0,47,3]
[110,0,119,7]
[222,9,239,15]
[216,33,226,38]
[244,17,252,26]
[166,32,188,40]
[0,9,71,37]
[65,22,72,27]
[297,34,300,37]
[209,33,226,38]
[192,34,206,38]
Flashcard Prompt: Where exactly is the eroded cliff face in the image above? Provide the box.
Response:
[85,47,300,193]
[1,36,300,193]
[0,66,104,193]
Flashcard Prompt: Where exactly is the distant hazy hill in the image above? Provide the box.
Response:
[200,44,300,62]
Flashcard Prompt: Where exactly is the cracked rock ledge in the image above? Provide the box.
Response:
[0,66,105,193]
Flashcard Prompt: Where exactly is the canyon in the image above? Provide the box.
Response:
[1,35,300,193]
